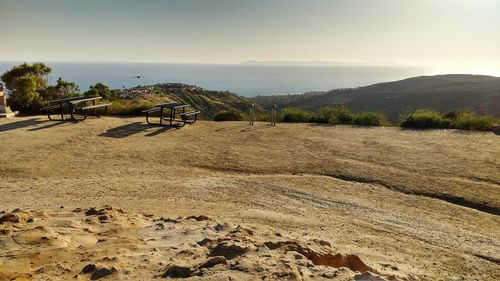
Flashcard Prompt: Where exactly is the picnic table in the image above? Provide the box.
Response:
[40,96,112,121]
[143,102,200,127]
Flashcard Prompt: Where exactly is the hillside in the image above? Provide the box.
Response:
[117,83,257,118]
[253,74,500,120]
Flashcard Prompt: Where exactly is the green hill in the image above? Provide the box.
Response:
[253,74,500,121]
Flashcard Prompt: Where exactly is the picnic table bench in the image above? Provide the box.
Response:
[40,96,112,121]
[143,102,200,127]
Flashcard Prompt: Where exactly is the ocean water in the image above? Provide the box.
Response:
[0,62,430,97]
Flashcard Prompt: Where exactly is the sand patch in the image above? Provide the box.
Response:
[0,206,410,281]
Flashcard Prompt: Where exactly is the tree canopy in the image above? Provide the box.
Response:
[46,77,80,100]
[0,63,52,112]
[85,83,117,100]
[0,63,81,112]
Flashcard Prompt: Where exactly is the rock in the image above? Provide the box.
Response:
[81,264,97,274]
[197,238,213,246]
[85,208,100,216]
[186,215,211,221]
[90,267,116,280]
[162,265,193,278]
[199,256,227,269]
[354,272,387,281]
[208,242,249,260]
[98,215,109,221]
[0,213,20,224]
[156,217,179,223]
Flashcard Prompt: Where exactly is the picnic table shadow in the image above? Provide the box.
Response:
[0,118,47,132]
[28,121,68,131]
[99,122,179,138]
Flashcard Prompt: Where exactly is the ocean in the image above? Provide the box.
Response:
[0,62,430,97]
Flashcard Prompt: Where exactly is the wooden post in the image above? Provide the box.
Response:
[249,103,254,126]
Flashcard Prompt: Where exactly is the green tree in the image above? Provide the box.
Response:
[46,77,80,100]
[1,62,51,112]
[85,83,117,100]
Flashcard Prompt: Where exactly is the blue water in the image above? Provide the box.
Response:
[0,61,430,97]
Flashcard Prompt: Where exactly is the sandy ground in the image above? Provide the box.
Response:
[0,116,499,281]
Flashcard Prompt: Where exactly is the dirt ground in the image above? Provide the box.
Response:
[0,116,499,281]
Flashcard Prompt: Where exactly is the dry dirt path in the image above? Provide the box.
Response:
[0,116,499,280]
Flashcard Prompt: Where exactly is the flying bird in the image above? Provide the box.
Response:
[130,75,146,79]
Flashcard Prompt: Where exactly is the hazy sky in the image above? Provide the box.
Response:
[1,0,499,74]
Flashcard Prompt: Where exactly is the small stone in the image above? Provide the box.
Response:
[0,213,20,224]
[162,265,193,278]
[81,264,97,274]
[90,267,116,280]
[85,208,100,216]
[98,215,109,221]
[186,215,211,221]
[199,256,227,269]
[208,242,248,260]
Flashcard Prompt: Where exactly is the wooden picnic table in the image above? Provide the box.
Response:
[143,103,200,127]
[41,96,111,121]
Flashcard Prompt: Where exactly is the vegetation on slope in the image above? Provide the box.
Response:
[400,109,496,131]
[253,74,500,121]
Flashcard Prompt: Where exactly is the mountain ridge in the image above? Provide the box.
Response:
[252,74,500,120]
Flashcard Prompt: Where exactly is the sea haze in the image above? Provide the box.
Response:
[0,62,430,97]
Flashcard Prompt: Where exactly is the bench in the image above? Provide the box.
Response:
[41,96,110,121]
[144,103,200,126]
[80,103,112,113]
[40,103,71,121]
[178,111,200,124]
[77,103,112,119]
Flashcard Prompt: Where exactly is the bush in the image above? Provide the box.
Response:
[108,100,154,115]
[449,112,495,131]
[352,112,389,126]
[213,109,245,121]
[330,107,356,124]
[255,113,272,122]
[400,109,444,129]
[280,108,312,123]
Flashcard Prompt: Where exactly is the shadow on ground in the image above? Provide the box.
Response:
[492,126,500,136]
[215,124,249,132]
[240,124,276,132]
[28,121,68,131]
[100,122,179,138]
[0,118,45,132]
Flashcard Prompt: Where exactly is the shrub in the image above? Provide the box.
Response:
[449,112,495,131]
[400,109,444,129]
[329,107,354,124]
[108,100,154,115]
[213,109,245,121]
[280,108,312,123]
[255,113,272,122]
[352,112,389,126]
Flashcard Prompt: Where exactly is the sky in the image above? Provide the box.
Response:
[1,0,499,75]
